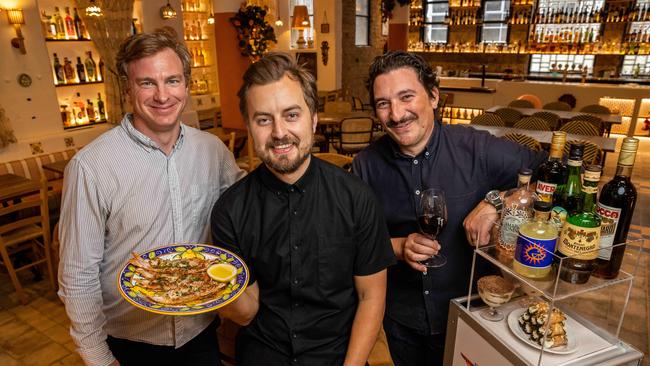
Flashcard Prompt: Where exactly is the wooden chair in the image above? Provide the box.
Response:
[335,117,373,155]
[568,114,603,132]
[0,179,54,304]
[517,94,542,109]
[564,140,602,165]
[314,153,354,171]
[559,120,601,136]
[508,99,534,108]
[351,96,371,111]
[324,101,353,113]
[51,222,60,291]
[543,101,572,111]
[235,132,262,172]
[580,104,611,115]
[471,113,506,127]
[502,133,543,151]
[494,107,523,127]
[531,111,560,130]
[513,116,551,131]
[218,131,236,153]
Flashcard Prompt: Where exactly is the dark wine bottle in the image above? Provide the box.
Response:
[536,131,567,203]
[593,138,639,279]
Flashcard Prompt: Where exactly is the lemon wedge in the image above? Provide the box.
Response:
[207,263,237,283]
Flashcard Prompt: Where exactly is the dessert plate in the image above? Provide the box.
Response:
[507,308,579,354]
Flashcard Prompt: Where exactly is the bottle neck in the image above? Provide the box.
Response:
[615,164,633,178]
[548,144,564,160]
[581,180,599,212]
[534,209,551,222]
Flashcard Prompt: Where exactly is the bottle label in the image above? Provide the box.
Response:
[596,202,621,260]
[536,181,557,202]
[558,222,601,260]
[500,209,529,250]
[515,233,557,269]
[550,206,568,228]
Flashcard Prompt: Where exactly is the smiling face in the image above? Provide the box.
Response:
[373,67,438,157]
[126,48,188,139]
[245,74,317,183]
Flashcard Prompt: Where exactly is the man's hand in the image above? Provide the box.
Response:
[108,361,120,366]
[402,233,440,273]
[463,200,500,247]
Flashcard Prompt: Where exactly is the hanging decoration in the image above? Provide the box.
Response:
[382,0,413,22]
[321,41,329,66]
[230,4,277,62]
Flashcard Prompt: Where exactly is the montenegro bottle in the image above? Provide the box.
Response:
[593,138,639,279]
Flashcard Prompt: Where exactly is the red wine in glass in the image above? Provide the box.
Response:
[419,188,447,268]
[418,215,447,238]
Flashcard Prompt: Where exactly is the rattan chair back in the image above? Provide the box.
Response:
[580,104,611,115]
[513,116,551,131]
[494,107,523,126]
[559,120,601,136]
[470,113,506,127]
[563,140,602,165]
[531,111,560,130]
[543,101,572,111]
[502,133,543,151]
[508,99,534,108]
[337,117,374,155]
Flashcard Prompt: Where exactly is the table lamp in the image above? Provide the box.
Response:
[291,5,310,48]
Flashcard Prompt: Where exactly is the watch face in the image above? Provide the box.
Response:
[486,191,500,201]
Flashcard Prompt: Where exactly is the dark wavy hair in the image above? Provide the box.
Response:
[238,52,318,121]
[366,51,439,109]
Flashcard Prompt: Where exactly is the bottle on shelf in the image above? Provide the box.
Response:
[64,7,77,39]
[552,142,584,224]
[63,57,76,83]
[52,53,65,85]
[499,168,537,256]
[593,138,639,279]
[85,51,97,82]
[60,105,71,127]
[72,93,87,124]
[98,59,104,82]
[86,99,96,123]
[97,93,106,121]
[46,11,58,39]
[53,7,66,39]
[514,200,558,279]
[76,57,87,83]
[557,164,602,284]
[536,131,567,204]
[73,8,87,39]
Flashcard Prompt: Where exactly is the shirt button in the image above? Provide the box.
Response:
[415,189,421,195]
[293,358,298,363]
[292,332,298,338]
[424,290,429,295]
[422,271,427,276]
[425,151,430,156]
[289,187,295,193]
[293,245,299,250]
[293,279,299,285]
[413,159,419,165]
[293,210,298,215]
[294,302,300,308]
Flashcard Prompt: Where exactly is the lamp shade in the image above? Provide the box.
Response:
[7,9,25,25]
[291,5,310,29]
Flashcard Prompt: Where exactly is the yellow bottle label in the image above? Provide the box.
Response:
[558,222,600,260]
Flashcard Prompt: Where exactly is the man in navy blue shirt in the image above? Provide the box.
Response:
[352,51,547,366]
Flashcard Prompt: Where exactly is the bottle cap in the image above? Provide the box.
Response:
[618,137,639,166]
[583,164,602,182]
[518,168,533,184]
[533,200,552,212]
[568,142,585,160]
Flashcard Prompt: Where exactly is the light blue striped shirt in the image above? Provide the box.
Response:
[58,115,244,366]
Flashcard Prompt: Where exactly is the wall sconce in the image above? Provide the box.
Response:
[6,9,26,54]
[85,0,103,17]
[160,1,177,19]
[274,0,283,27]
[291,5,310,48]
[207,2,215,24]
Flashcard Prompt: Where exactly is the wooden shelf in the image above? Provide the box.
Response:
[46,38,92,42]
[55,80,104,88]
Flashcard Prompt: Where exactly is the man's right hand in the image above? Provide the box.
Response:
[400,233,440,273]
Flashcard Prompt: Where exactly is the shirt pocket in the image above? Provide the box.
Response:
[190,183,213,228]
[317,236,355,297]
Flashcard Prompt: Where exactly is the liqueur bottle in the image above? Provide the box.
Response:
[98,58,104,81]
[73,8,86,39]
[499,169,537,255]
[536,131,567,204]
[514,201,558,279]
[72,93,87,124]
[85,51,97,82]
[96,93,106,121]
[53,7,66,39]
[64,7,77,39]
[86,100,96,122]
[53,53,65,85]
[593,138,639,279]
[557,165,602,284]
[76,57,86,83]
[552,142,584,226]
[63,57,76,83]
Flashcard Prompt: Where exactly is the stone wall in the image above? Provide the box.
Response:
[341,0,387,104]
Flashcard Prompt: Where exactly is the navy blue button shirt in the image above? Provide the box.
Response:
[353,122,547,334]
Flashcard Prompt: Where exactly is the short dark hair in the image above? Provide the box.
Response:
[238,52,318,121]
[366,51,439,109]
[116,29,191,86]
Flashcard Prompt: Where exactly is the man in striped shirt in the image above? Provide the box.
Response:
[58,30,244,366]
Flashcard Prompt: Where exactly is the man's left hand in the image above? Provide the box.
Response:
[463,201,500,246]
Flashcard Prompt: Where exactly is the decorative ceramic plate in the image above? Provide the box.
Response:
[507,308,579,355]
[117,244,249,316]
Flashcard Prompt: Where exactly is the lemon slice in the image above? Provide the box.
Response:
[207,263,237,283]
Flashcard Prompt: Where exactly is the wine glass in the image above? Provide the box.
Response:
[477,275,516,322]
[418,188,447,268]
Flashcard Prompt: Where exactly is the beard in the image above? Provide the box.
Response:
[258,134,313,174]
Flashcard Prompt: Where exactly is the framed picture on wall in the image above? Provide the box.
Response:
[296,52,317,80]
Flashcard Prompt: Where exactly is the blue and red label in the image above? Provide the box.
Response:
[514,234,557,269]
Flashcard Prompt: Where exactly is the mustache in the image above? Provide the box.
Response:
[386,114,417,128]
[266,136,300,149]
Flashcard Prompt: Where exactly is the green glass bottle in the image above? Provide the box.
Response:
[551,142,584,227]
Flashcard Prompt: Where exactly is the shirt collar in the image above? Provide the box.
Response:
[258,156,318,195]
[120,113,186,153]
[387,120,441,160]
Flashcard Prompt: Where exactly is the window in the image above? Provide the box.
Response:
[424,0,449,43]
[290,0,314,48]
[621,55,650,76]
[481,0,510,43]
[356,0,370,46]
[529,54,595,73]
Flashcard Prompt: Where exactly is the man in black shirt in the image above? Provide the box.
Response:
[352,51,547,365]
[210,53,395,366]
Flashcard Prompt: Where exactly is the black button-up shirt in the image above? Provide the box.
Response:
[353,122,547,334]
[211,157,395,365]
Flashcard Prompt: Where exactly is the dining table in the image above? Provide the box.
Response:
[42,159,70,175]
[0,174,41,201]
[485,105,622,137]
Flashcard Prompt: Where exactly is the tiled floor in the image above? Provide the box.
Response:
[1,137,649,365]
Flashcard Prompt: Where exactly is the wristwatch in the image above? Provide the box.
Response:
[484,190,503,213]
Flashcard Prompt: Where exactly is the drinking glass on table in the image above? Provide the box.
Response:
[417,188,447,268]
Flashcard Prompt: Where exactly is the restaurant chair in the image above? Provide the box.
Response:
[559,120,601,136]
[516,94,542,109]
[513,116,551,131]
[543,101,572,111]
[222,132,237,154]
[314,153,354,171]
[470,113,506,127]
[508,99,534,108]
[502,133,543,152]
[531,111,560,130]
[326,89,343,102]
[0,179,54,304]
[351,96,371,111]
[568,114,603,132]
[580,104,611,115]
[51,222,60,291]
[312,133,328,153]
[236,132,262,172]
[324,100,353,113]
[335,117,374,156]
[564,140,602,165]
[494,107,523,127]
